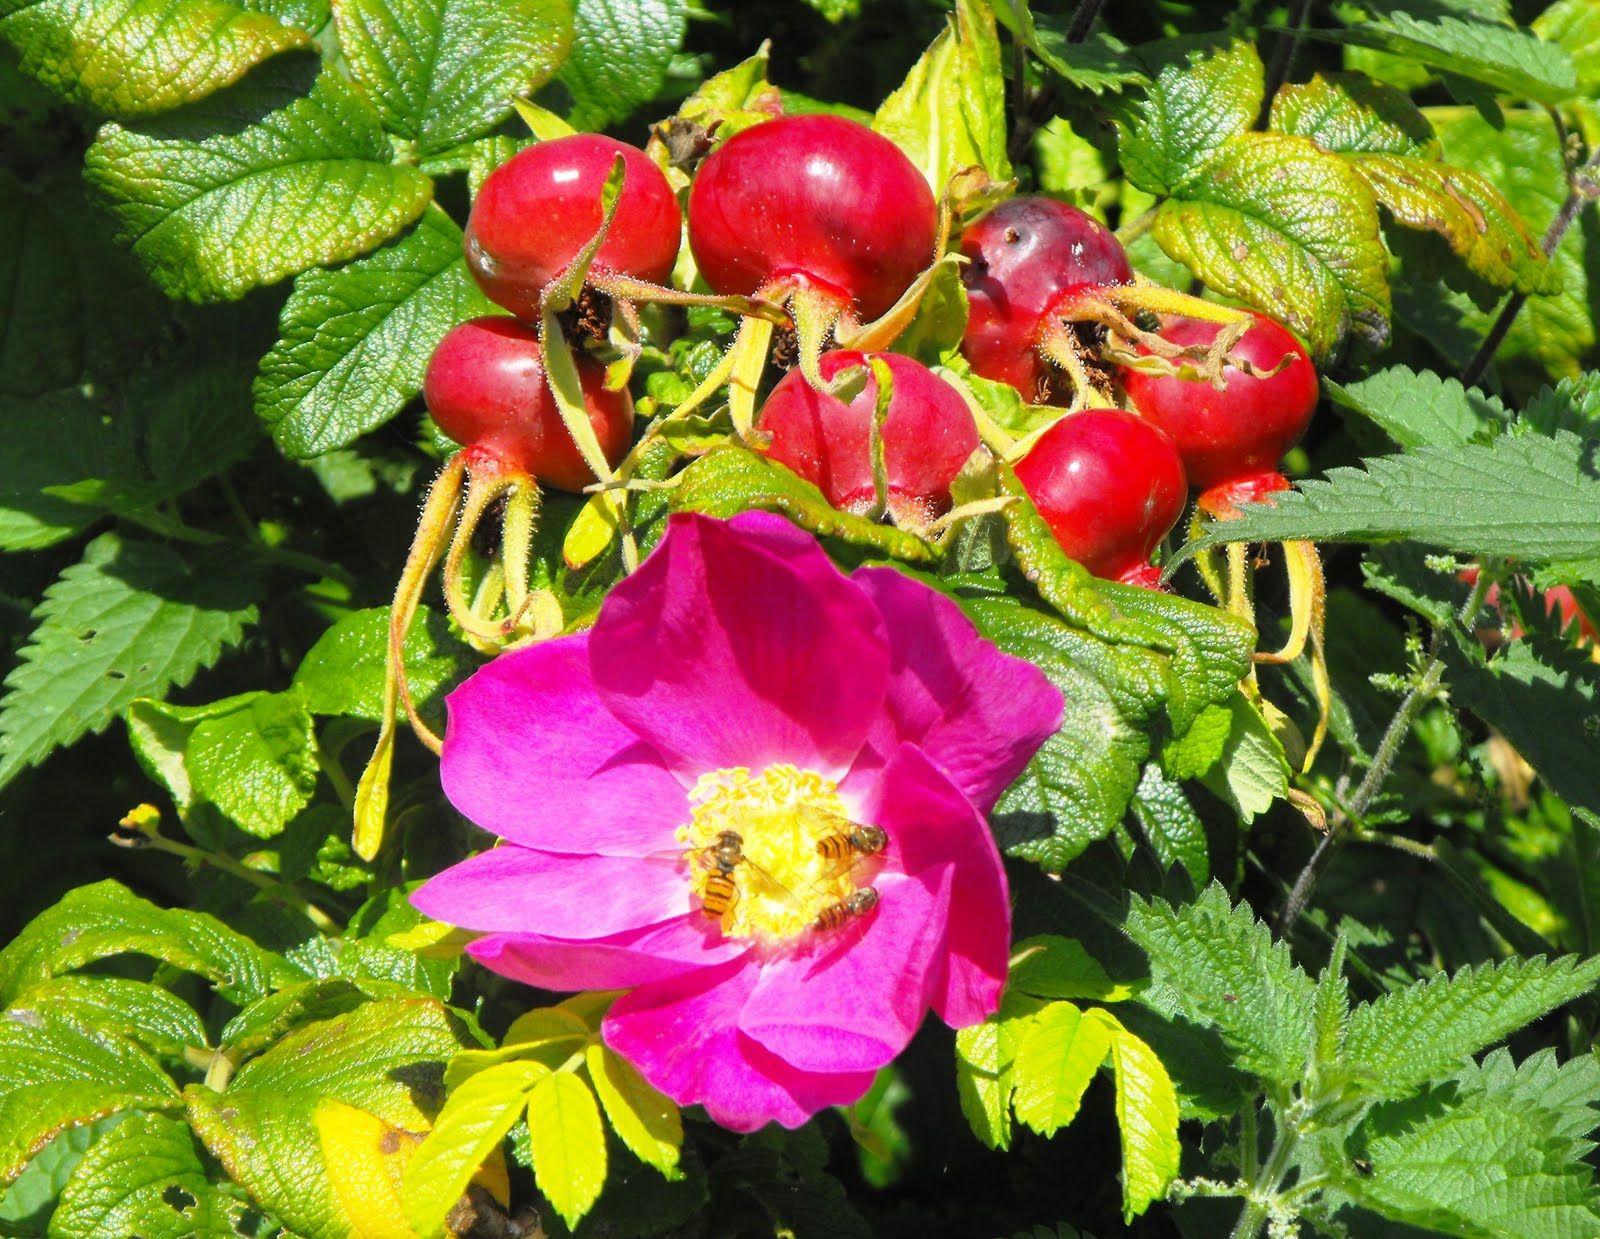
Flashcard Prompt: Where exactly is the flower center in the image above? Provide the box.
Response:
[678,764,884,945]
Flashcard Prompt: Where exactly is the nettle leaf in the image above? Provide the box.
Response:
[1315,12,1578,104]
[1520,372,1600,440]
[0,391,124,551]
[1445,634,1600,816]
[1125,885,1315,1091]
[1273,73,1556,297]
[873,0,1010,191]
[1176,431,1600,567]
[9,975,208,1060]
[989,0,1145,95]
[0,0,310,118]
[0,880,301,1006]
[1423,106,1593,384]
[669,446,939,564]
[0,1010,181,1184]
[1471,1046,1600,1154]
[1346,1054,1600,1237]
[526,1069,607,1229]
[49,1110,256,1239]
[1325,364,1506,449]
[85,64,433,302]
[0,534,262,794]
[334,0,570,153]
[185,997,466,1238]
[258,205,496,458]
[1340,954,1600,1099]
[556,0,686,131]
[1119,43,1389,355]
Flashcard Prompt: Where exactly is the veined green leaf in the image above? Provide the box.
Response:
[1174,431,1600,566]
[257,205,496,458]
[1091,1010,1181,1221]
[1130,763,1209,887]
[586,1042,682,1180]
[8,976,207,1060]
[873,0,1010,191]
[0,0,309,117]
[0,533,260,794]
[219,978,369,1059]
[1535,0,1600,94]
[1325,364,1507,449]
[1009,935,1135,1003]
[403,1059,547,1237]
[293,604,468,724]
[48,1111,255,1239]
[525,1070,607,1229]
[989,0,1144,95]
[1117,39,1260,195]
[556,0,686,131]
[954,1020,1016,1151]
[334,0,571,152]
[0,880,301,1007]
[1196,692,1289,823]
[1011,1002,1112,1137]
[85,65,433,302]
[175,690,320,838]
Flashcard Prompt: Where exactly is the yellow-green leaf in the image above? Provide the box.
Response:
[1011,1002,1113,1137]
[1087,1010,1180,1221]
[954,1020,1016,1151]
[585,1042,683,1179]
[526,1070,607,1229]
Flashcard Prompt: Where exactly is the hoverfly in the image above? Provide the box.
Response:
[682,830,798,920]
[813,886,879,932]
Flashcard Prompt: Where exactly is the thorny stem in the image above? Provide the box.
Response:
[1461,141,1600,388]
[1278,568,1495,934]
[1255,0,1313,130]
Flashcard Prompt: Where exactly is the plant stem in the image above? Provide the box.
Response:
[1461,143,1600,387]
[134,828,343,936]
[1279,569,1494,933]
[1066,0,1106,42]
[1229,1110,1300,1239]
[1255,0,1313,130]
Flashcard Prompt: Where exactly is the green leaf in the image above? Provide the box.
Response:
[872,0,1009,192]
[85,65,433,302]
[954,1020,1016,1151]
[1011,1002,1112,1137]
[1325,364,1506,449]
[0,880,301,1007]
[1444,635,1600,816]
[1314,12,1577,104]
[1125,884,1315,1090]
[335,0,570,152]
[1347,1054,1600,1237]
[1009,935,1134,1003]
[293,604,467,724]
[1520,372,1600,440]
[1273,73,1557,297]
[185,997,466,1238]
[989,0,1145,95]
[1149,131,1390,356]
[175,691,319,838]
[257,205,496,458]
[668,445,939,564]
[0,1115,123,1234]
[525,1069,607,1229]
[1130,763,1209,887]
[585,1042,682,1180]
[338,887,460,1000]
[1092,1010,1181,1221]
[219,978,369,1059]
[1160,701,1232,779]
[556,0,686,131]
[1117,39,1261,196]
[1342,954,1600,1099]
[1196,692,1290,823]
[0,172,91,397]
[0,0,309,117]
[403,1059,546,1238]
[0,1011,181,1184]
[0,391,125,551]
[1535,0,1600,94]
[1174,431,1600,566]
[0,534,261,793]
[9,976,208,1060]
[49,1111,255,1239]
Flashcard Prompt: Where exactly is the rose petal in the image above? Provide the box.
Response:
[866,745,1010,1027]
[603,957,876,1131]
[589,513,890,781]
[466,919,748,990]
[852,566,1063,813]
[440,634,690,855]
[738,868,952,1074]
[411,847,690,939]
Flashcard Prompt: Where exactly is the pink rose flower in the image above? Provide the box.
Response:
[412,512,1062,1131]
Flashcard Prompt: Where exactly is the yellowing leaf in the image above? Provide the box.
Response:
[585,1042,683,1179]
[954,1020,1016,1150]
[315,1099,423,1239]
[526,1070,608,1229]
[1011,1001,1113,1136]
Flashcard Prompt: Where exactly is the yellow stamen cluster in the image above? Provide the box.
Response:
[678,764,873,945]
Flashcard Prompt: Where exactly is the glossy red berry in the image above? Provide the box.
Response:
[1122,312,1317,511]
[756,350,979,525]
[1013,409,1187,588]
[687,115,938,321]
[960,197,1133,399]
[424,317,633,491]
[464,135,681,321]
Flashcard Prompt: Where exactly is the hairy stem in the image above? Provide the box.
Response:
[1461,142,1600,387]
[1279,568,1495,933]
[1229,1110,1300,1239]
